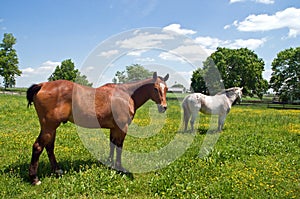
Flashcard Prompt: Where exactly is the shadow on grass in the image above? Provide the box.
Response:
[196,127,222,135]
[176,127,220,135]
[1,158,134,184]
[177,127,222,135]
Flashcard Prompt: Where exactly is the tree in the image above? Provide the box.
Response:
[198,47,268,98]
[113,64,153,83]
[48,59,92,86]
[0,33,22,89]
[190,67,208,94]
[269,47,300,102]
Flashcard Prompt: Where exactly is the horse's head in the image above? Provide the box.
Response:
[235,87,243,103]
[151,72,169,113]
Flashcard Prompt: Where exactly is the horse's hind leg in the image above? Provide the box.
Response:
[190,110,198,132]
[29,123,59,185]
[29,133,44,185]
[183,105,191,131]
[45,131,62,175]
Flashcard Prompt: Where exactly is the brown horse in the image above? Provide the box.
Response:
[27,72,169,185]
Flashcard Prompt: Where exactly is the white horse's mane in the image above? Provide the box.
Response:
[216,87,241,95]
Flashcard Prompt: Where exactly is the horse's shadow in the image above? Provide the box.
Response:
[178,127,220,135]
[197,127,222,134]
[1,158,134,184]
[198,128,208,135]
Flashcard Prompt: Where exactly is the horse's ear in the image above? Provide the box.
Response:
[153,72,157,80]
[240,87,243,90]
[164,74,169,82]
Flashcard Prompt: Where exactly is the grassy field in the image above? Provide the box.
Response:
[0,94,299,198]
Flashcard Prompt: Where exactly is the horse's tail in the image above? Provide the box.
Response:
[26,84,42,108]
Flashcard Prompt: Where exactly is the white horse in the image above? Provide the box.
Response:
[182,87,243,132]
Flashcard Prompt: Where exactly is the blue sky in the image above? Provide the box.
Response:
[0,0,299,88]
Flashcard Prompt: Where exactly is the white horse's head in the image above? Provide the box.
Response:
[235,87,243,103]
[222,87,243,104]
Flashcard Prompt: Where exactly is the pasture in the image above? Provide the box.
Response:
[0,94,299,198]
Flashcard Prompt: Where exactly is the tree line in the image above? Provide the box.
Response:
[191,47,299,102]
[0,33,299,102]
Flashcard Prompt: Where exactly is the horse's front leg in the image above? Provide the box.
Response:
[115,146,125,171]
[108,141,115,166]
[110,127,127,172]
[218,114,226,131]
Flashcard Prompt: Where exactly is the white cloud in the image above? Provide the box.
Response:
[158,24,266,64]
[224,24,231,30]
[127,49,147,57]
[134,57,155,62]
[99,50,119,58]
[17,61,60,86]
[195,37,229,50]
[159,44,207,64]
[255,0,274,4]
[163,24,197,35]
[232,7,300,38]
[22,60,59,76]
[227,38,267,49]
[195,36,266,54]
[0,18,6,31]
[229,0,274,4]
[159,52,186,63]
[229,0,245,3]
[116,31,174,49]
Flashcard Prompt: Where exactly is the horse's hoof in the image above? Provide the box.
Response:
[55,169,64,176]
[117,166,129,174]
[32,179,41,186]
[102,158,113,167]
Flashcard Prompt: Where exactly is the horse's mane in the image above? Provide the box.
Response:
[216,87,240,95]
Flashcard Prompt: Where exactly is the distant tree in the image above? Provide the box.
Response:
[190,67,209,94]
[48,59,92,86]
[202,47,268,98]
[113,64,153,83]
[269,47,300,102]
[0,33,22,89]
[112,71,127,83]
[75,73,93,87]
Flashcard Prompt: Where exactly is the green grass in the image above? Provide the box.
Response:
[0,94,299,198]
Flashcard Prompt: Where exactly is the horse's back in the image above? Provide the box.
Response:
[35,80,74,104]
[183,93,223,115]
[182,93,203,111]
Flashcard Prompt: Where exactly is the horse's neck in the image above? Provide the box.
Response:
[226,92,237,104]
[127,78,154,110]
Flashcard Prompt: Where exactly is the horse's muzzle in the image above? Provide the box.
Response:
[157,105,167,113]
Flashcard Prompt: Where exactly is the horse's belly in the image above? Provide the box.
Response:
[70,114,115,129]
[200,106,221,115]
[70,105,114,129]
[200,107,213,115]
